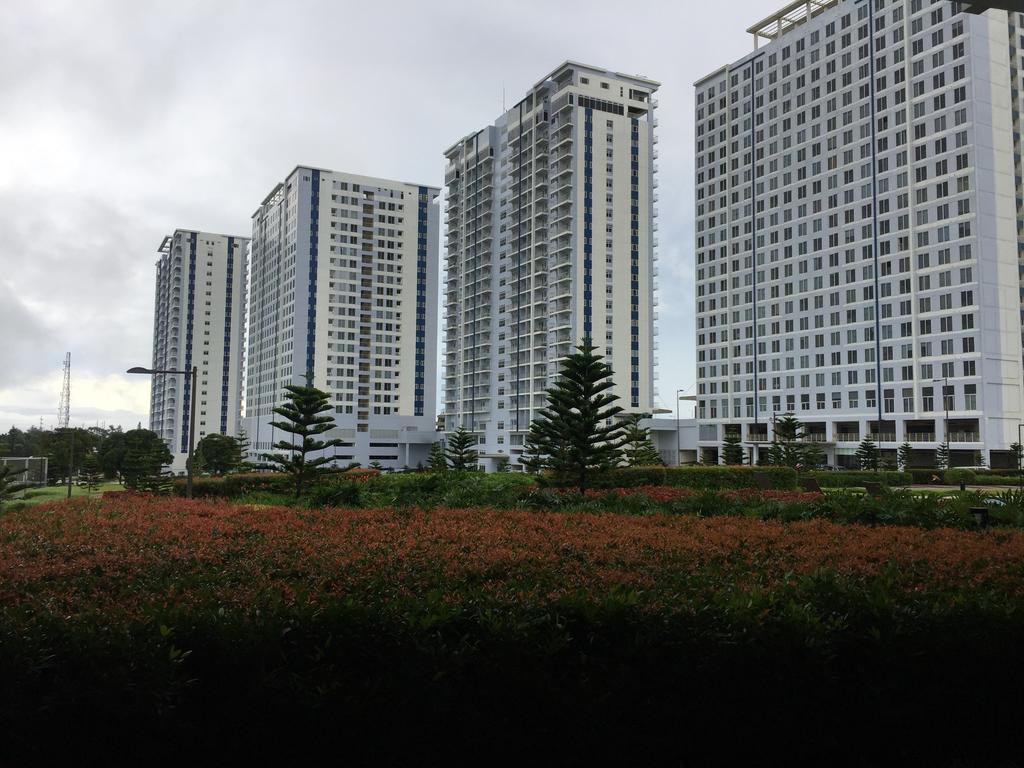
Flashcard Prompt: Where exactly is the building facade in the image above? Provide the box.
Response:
[443,61,661,470]
[243,167,440,470]
[150,229,249,471]
[694,0,1024,468]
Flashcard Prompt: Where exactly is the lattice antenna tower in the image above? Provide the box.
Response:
[57,352,71,430]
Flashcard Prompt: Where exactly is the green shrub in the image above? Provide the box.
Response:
[540,465,797,491]
[808,470,910,488]
[945,468,977,485]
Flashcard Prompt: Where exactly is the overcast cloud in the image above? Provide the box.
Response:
[0,0,770,430]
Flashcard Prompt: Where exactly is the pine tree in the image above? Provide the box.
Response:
[520,430,549,474]
[122,445,172,492]
[934,441,950,471]
[77,452,104,495]
[427,442,448,472]
[897,441,913,472]
[234,429,253,472]
[0,464,29,510]
[856,437,880,471]
[620,414,663,466]
[266,378,346,497]
[768,413,809,468]
[721,432,746,465]
[1011,442,1023,471]
[444,427,479,471]
[523,340,624,490]
[802,441,826,470]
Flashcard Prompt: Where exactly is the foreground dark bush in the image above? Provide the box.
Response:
[2,497,1024,766]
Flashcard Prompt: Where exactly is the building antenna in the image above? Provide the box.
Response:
[58,352,71,429]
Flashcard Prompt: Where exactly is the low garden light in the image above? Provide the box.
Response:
[970,506,989,529]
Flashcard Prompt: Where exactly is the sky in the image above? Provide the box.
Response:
[0,0,772,431]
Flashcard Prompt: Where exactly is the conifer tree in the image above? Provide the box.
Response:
[427,442,448,472]
[767,413,809,468]
[266,377,346,497]
[856,436,880,471]
[77,452,104,495]
[897,441,913,472]
[934,441,950,471]
[721,431,746,465]
[521,340,624,490]
[444,427,479,471]
[620,414,663,466]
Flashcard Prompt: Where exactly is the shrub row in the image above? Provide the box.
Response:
[3,498,1024,764]
[539,465,798,491]
[807,470,911,488]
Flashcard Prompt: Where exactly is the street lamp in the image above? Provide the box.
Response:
[127,365,198,499]
[1017,423,1023,490]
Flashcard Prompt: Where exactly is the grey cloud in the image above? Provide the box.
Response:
[0,0,773,428]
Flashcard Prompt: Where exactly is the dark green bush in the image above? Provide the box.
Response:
[808,470,910,488]
[945,468,977,485]
[540,465,797,491]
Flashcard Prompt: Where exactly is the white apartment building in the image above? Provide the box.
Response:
[150,229,249,472]
[443,61,660,470]
[694,0,1024,468]
[243,167,440,470]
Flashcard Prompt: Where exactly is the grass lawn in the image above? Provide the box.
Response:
[11,481,121,505]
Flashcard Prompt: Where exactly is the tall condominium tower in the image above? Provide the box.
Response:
[244,167,440,470]
[694,0,1024,468]
[443,61,660,471]
[150,229,250,471]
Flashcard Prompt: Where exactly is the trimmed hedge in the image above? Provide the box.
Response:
[540,465,798,491]
[808,470,910,488]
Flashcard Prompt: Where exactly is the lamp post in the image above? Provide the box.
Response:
[127,365,197,499]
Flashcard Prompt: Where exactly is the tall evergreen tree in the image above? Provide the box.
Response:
[266,378,346,497]
[77,452,105,495]
[856,437,880,471]
[767,413,809,468]
[721,431,746,465]
[122,443,173,492]
[620,414,663,467]
[897,441,914,472]
[1011,442,1023,471]
[444,427,479,471]
[934,441,950,471]
[427,442,448,472]
[235,429,253,472]
[522,340,624,490]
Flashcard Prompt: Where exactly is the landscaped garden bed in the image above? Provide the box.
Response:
[2,495,1024,765]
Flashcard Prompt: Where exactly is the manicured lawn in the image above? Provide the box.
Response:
[10,481,121,505]
[2,495,1024,765]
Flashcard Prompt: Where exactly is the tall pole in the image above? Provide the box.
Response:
[66,428,75,499]
[676,388,681,467]
[186,366,197,500]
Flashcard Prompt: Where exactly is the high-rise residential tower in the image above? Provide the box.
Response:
[694,0,1024,467]
[150,229,250,471]
[443,61,660,471]
[244,167,440,469]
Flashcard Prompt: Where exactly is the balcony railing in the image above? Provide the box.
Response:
[907,432,935,442]
[948,432,981,442]
[835,433,860,442]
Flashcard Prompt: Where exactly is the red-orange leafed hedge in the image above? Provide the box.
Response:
[3,496,1024,615]
[4,496,1024,766]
